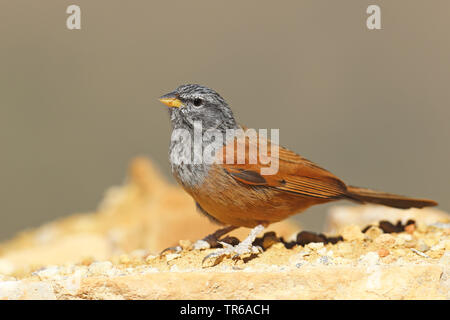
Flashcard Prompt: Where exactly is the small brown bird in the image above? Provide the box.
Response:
[159,84,437,264]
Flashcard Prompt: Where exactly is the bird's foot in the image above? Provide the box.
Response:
[160,245,182,255]
[160,225,237,255]
[202,225,265,267]
[193,234,219,250]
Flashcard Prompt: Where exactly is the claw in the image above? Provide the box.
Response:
[201,224,265,268]
[202,251,226,267]
[160,245,182,256]
[218,241,234,249]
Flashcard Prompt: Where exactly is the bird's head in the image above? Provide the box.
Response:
[159,84,237,131]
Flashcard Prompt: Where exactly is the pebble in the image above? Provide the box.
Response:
[179,240,193,250]
[404,224,415,234]
[340,225,365,242]
[358,252,380,266]
[377,248,390,258]
[365,226,383,240]
[374,234,396,248]
[261,232,279,250]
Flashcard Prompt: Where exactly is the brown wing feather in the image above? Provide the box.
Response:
[220,132,348,200]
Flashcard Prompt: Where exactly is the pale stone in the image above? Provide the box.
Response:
[340,225,364,242]
[1,265,447,299]
[365,226,383,240]
[358,252,380,266]
[179,240,193,250]
[374,234,396,248]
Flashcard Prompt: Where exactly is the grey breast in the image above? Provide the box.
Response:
[168,128,211,188]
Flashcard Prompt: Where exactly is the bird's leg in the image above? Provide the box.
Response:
[202,224,265,267]
[193,225,238,250]
[160,225,237,255]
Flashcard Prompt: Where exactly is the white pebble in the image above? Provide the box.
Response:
[358,252,380,266]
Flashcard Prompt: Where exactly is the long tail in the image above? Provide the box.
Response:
[346,185,438,209]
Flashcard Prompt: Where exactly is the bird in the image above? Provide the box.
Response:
[158,84,438,266]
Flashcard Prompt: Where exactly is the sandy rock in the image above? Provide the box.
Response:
[0,281,56,300]
[0,227,447,299]
[374,234,396,248]
[340,225,365,242]
[325,205,450,234]
[0,240,447,299]
[0,157,448,299]
[0,157,299,277]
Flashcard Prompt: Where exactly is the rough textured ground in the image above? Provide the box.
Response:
[0,157,448,299]
[0,158,299,278]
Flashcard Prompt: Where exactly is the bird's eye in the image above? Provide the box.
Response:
[193,98,203,107]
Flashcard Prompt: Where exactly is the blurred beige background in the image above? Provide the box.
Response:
[0,0,448,240]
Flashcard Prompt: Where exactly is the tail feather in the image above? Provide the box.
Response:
[346,185,438,209]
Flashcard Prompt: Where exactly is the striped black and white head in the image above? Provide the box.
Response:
[159,84,238,132]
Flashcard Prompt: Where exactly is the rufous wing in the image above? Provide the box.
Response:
[219,133,348,200]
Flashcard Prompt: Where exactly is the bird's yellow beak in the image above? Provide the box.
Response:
[158,97,183,108]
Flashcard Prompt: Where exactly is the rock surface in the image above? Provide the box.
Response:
[0,158,299,278]
[0,157,448,299]
[0,221,448,299]
[325,204,449,233]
